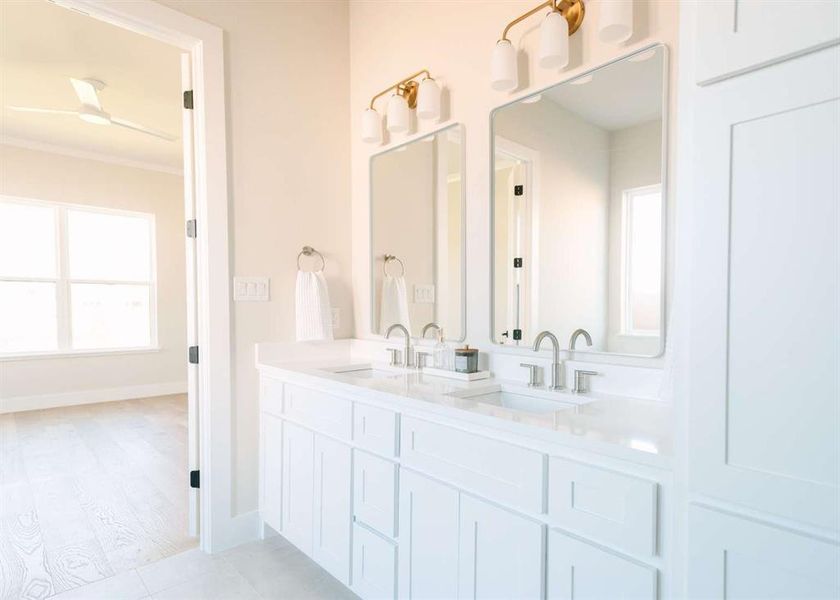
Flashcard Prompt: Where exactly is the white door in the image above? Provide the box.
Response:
[547,530,656,600]
[312,434,352,584]
[688,44,840,532]
[688,505,839,599]
[397,470,460,600]
[281,421,314,555]
[181,52,200,538]
[457,494,544,600]
[695,0,840,84]
[260,412,283,534]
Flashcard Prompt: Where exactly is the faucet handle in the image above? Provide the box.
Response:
[386,348,401,367]
[416,349,433,369]
[572,369,598,394]
[520,363,542,387]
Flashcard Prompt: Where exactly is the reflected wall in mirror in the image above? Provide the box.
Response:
[371,124,464,340]
[492,45,667,356]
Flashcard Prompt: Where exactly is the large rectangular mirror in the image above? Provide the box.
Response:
[492,45,667,356]
[371,124,465,340]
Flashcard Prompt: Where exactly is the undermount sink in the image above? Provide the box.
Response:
[447,385,581,415]
[324,363,407,380]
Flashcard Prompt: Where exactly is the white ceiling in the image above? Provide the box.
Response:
[543,48,664,131]
[0,0,183,170]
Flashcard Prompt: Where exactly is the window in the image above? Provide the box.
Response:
[620,185,662,336]
[0,197,157,356]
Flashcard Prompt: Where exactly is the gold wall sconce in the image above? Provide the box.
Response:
[491,0,585,91]
[362,69,441,144]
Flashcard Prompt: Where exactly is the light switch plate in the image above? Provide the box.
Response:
[233,277,270,302]
[414,284,435,304]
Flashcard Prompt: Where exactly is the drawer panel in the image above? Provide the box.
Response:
[352,523,397,600]
[548,457,658,557]
[400,416,544,513]
[353,403,398,457]
[282,384,352,440]
[353,450,398,538]
[260,376,284,417]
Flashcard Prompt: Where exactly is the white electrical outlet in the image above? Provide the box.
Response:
[233,277,270,301]
[414,284,435,304]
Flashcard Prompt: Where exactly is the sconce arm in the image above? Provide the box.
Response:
[499,0,584,42]
[368,69,432,110]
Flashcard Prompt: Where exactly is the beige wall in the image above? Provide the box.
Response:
[350,0,678,365]
[0,144,185,400]
[157,0,352,516]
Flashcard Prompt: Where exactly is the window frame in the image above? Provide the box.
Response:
[619,184,663,338]
[0,195,159,359]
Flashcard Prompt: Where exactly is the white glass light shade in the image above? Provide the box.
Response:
[361,108,382,144]
[491,40,518,91]
[598,0,633,44]
[539,11,569,69]
[386,93,409,133]
[416,78,441,120]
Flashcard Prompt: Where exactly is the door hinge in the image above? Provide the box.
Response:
[186,219,197,239]
[183,90,194,110]
[514,185,524,196]
[188,346,199,364]
[513,257,523,268]
[190,470,200,489]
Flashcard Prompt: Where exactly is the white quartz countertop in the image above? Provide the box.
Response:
[256,358,674,469]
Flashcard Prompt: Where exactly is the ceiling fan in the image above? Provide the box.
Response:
[7,77,177,142]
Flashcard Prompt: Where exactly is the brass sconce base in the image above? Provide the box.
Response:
[560,0,585,35]
[400,80,420,109]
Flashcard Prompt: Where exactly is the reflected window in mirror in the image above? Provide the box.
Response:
[370,124,465,341]
[491,45,667,357]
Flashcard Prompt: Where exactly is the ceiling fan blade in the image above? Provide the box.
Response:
[111,116,177,141]
[7,105,78,115]
[70,78,103,110]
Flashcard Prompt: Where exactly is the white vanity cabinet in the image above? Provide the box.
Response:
[258,372,670,600]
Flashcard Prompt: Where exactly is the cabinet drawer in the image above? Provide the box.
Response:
[354,450,398,538]
[352,524,396,600]
[260,377,284,417]
[548,529,657,600]
[353,403,398,457]
[283,384,352,440]
[400,417,544,513]
[548,458,658,557]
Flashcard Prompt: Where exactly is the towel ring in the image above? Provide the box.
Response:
[383,254,405,277]
[298,246,326,271]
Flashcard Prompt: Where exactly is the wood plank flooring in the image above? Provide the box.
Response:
[0,395,196,600]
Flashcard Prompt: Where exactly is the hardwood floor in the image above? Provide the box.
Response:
[0,395,196,600]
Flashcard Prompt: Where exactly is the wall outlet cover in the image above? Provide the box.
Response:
[414,284,435,304]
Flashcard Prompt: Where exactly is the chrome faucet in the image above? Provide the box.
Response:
[385,323,413,368]
[569,328,593,351]
[533,330,564,390]
[421,322,441,339]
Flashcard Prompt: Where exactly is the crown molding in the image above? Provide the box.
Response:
[0,135,183,176]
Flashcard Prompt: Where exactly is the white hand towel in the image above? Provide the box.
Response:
[380,274,411,335]
[295,270,334,342]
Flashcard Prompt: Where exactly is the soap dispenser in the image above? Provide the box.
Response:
[434,329,450,370]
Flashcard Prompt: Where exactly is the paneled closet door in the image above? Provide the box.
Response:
[695,0,839,84]
[689,45,839,532]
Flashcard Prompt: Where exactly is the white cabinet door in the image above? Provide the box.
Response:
[695,0,840,84]
[353,450,398,538]
[458,494,544,600]
[547,530,656,600]
[281,420,314,555]
[260,412,283,534]
[688,505,839,599]
[398,470,460,600]
[689,45,840,532]
[352,523,397,600]
[313,434,352,584]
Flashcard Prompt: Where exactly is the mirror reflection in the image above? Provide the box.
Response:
[492,46,666,356]
[371,124,464,340]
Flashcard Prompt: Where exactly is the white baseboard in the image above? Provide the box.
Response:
[0,381,188,414]
[205,510,262,554]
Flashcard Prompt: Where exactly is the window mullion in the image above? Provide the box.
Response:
[56,207,72,350]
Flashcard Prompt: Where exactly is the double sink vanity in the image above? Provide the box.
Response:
[258,44,673,600]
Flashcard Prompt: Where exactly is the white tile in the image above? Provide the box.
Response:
[150,561,259,600]
[50,570,148,600]
[137,547,224,594]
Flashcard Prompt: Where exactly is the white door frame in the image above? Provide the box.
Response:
[53,0,236,553]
